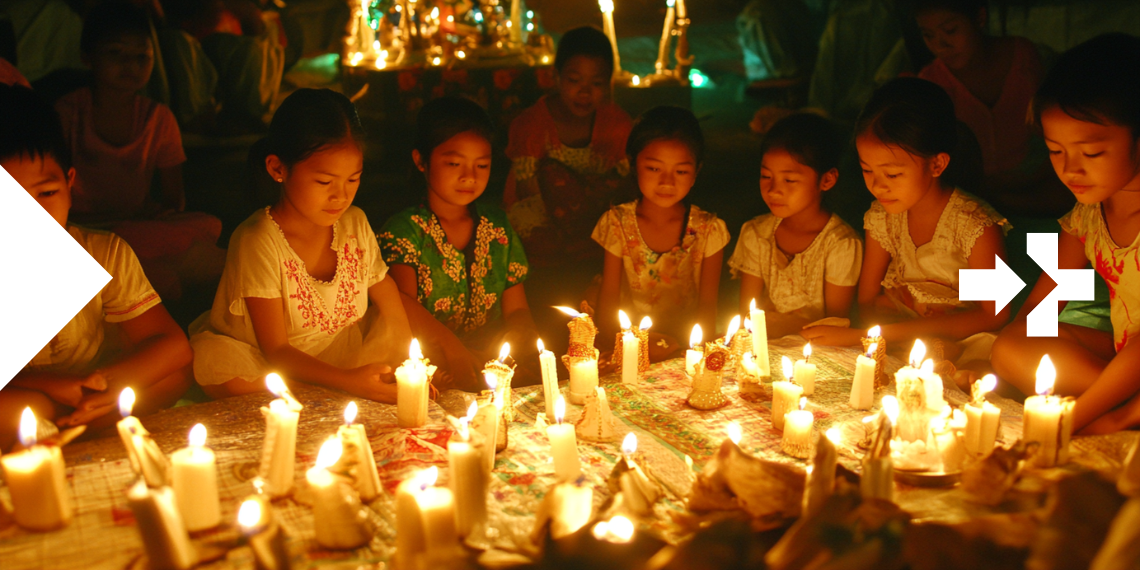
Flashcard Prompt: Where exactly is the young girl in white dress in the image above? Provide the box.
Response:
[190,89,412,401]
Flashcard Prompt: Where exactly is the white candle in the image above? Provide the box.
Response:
[803,428,840,516]
[1,408,72,531]
[337,402,381,501]
[930,411,966,472]
[861,397,896,501]
[127,479,196,570]
[568,357,599,405]
[598,0,621,75]
[116,387,170,488]
[472,375,503,472]
[538,339,560,419]
[655,0,675,73]
[259,374,301,497]
[1023,355,1074,468]
[448,411,487,538]
[894,341,929,443]
[622,330,639,384]
[396,467,460,569]
[616,433,660,515]
[740,351,759,379]
[546,479,594,539]
[850,344,876,410]
[685,324,703,376]
[793,343,816,396]
[171,424,220,531]
[749,300,771,377]
[919,359,946,413]
[307,437,370,549]
[238,497,290,570]
[964,374,1001,458]
[396,339,430,428]
[547,396,581,481]
[782,398,814,458]
[576,386,615,442]
[772,357,803,431]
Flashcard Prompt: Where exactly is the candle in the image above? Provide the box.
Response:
[259,374,301,497]
[1,408,72,531]
[448,408,487,538]
[688,340,729,409]
[559,305,601,404]
[964,374,1001,458]
[538,339,560,419]
[306,437,370,549]
[772,357,803,431]
[576,386,615,442]
[509,0,522,42]
[655,0,675,73]
[862,325,889,390]
[171,423,220,531]
[547,396,582,481]
[116,387,171,488]
[568,357,600,405]
[127,479,196,570]
[930,410,966,472]
[238,498,290,570]
[793,343,817,396]
[472,374,504,472]
[614,433,661,515]
[919,358,946,413]
[336,402,381,502]
[850,344,876,410]
[749,299,770,377]
[396,339,431,428]
[593,515,636,543]
[861,396,896,501]
[803,428,840,517]
[396,467,460,569]
[739,352,762,393]
[542,479,594,540]
[621,325,638,385]
[685,324,704,375]
[598,0,621,76]
[894,341,929,442]
[782,397,814,458]
[1023,355,1074,468]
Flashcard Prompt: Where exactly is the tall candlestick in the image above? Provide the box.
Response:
[127,479,196,570]
[396,339,432,428]
[655,0,675,74]
[171,423,220,531]
[749,299,771,377]
[259,374,301,497]
[547,396,582,481]
[964,374,1001,458]
[336,402,381,502]
[598,0,621,76]
[472,378,503,473]
[622,329,639,384]
[1023,355,1074,468]
[307,438,370,549]
[793,343,816,396]
[850,343,876,410]
[1,408,72,531]
[685,324,703,376]
[448,411,487,537]
[803,428,840,517]
[862,325,889,389]
[116,387,171,488]
[782,397,814,458]
[772,357,803,431]
[538,339,560,419]
[861,397,896,501]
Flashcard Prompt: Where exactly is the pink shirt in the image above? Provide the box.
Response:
[55,88,186,219]
[919,38,1043,175]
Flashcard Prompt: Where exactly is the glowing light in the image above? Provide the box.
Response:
[432,56,441,66]
[920,359,934,375]
[618,310,632,330]
[622,432,637,455]
[909,340,926,367]
[430,7,439,19]
[639,316,652,331]
[537,339,546,353]
[727,422,742,445]
[599,0,614,14]
[376,58,387,69]
[18,407,37,448]
[1036,355,1056,396]
[881,396,899,425]
[266,373,287,397]
[555,306,582,318]
[345,401,358,425]
[980,374,998,394]
[527,10,534,17]
[410,339,423,360]
[466,402,478,421]
[688,68,711,88]
[799,397,807,411]
[447,14,454,22]
[749,298,757,312]
[541,54,550,63]
[594,515,634,543]
[189,424,207,447]
[417,466,439,490]
[867,325,881,338]
[744,317,753,333]
[555,395,566,424]
[350,51,364,66]
[315,437,343,469]
[484,372,497,392]
[631,75,641,86]
[456,50,466,59]
[803,342,812,360]
[474,11,483,23]
[866,342,877,358]
[505,20,512,28]
[689,324,702,348]
[238,500,262,531]
[527,22,535,31]
[119,387,136,418]
[781,356,793,381]
[825,427,841,444]
[725,315,740,345]
[498,343,511,362]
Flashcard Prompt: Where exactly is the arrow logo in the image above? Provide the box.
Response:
[960,255,1025,314]
[0,166,111,387]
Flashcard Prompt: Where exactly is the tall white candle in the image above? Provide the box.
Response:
[850,344,876,410]
[919,359,946,413]
[171,423,220,532]
[336,402,381,501]
[655,0,675,73]
[545,479,594,539]
[1023,355,1074,468]
[259,374,301,497]
[930,411,966,472]
[472,376,502,473]
[964,374,1001,458]
[772,357,803,431]
[396,339,430,428]
[782,398,814,458]
[538,339,560,419]
[749,299,770,377]
[127,480,196,570]
[803,428,840,516]
[396,467,460,569]
[598,0,621,75]
[793,343,816,396]
[448,411,487,538]
[307,437,370,550]
[116,387,171,488]
[1,408,72,532]
[547,396,581,481]
[622,329,639,384]
[685,324,703,376]
[568,356,599,404]
[238,497,290,570]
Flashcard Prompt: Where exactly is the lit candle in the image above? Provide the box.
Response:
[540,478,593,540]
[576,386,615,442]
[685,324,703,376]
[238,497,290,570]
[336,402,381,502]
[598,0,621,76]
[547,396,581,481]
[894,341,929,442]
[861,396,896,501]
[559,305,601,405]
[538,339,560,419]
[396,467,460,569]
[803,428,840,517]
[448,406,487,537]
[930,409,966,472]
[593,514,636,543]
[127,479,196,570]
[1022,355,1074,468]
[620,310,639,385]
[793,343,816,396]
[116,387,171,488]
[396,339,431,428]
[919,358,946,413]
[568,357,600,405]
[850,343,876,410]
[0,408,72,531]
[615,433,661,515]
[782,397,814,459]
[862,325,888,390]
[740,352,761,387]
[771,356,803,431]
[964,374,1001,458]
[484,342,516,422]
[306,437,370,549]
[171,423,220,531]
[259,374,301,497]
[472,374,503,472]
[655,0,675,74]
[749,299,770,377]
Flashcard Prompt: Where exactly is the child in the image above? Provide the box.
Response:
[730,113,863,338]
[55,1,225,302]
[991,34,1140,434]
[803,77,1011,375]
[0,84,191,450]
[592,106,729,348]
[189,88,412,401]
[503,26,633,264]
[380,97,537,391]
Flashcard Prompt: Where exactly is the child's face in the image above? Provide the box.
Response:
[1041,105,1140,204]
[89,34,154,93]
[416,130,492,208]
[1,154,74,227]
[270,140,363,227]
[557,55,610,118]
[636,139,698,209]
[760,149,833,219]
[916,9,984,71]
[857,132,948,215]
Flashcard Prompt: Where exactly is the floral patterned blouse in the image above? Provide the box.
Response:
[1061,202,1140,352]
[379,203,529,339]
[591,201,730,334]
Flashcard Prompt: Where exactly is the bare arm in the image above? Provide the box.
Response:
[367,276,413,366]
[596,251,624,345]
[856,232,893,325]
[696,248,723,338]
[157,165,185,212]
[738,272,763,318]
[1075,338,1140,432]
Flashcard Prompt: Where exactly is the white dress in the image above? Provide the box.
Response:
[190,207,394,385]
[728,213,863,322]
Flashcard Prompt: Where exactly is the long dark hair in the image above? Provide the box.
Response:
[1032,33,1140,138]
[249,88,365,173]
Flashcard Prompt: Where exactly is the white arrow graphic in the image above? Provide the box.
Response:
[0,166,111,387]
[960,255,1026,314]
[1025,232,1094,338]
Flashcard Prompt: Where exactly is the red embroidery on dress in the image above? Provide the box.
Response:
[284,238,366,335]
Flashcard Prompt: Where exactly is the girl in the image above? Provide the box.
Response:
[379,97,537,391]
[55,1,225,302]
[991,34,1140,434]
[592,106,729,349]
[0,84,191,449]
[730,113,863,339]
[503,25,633,264]
[189,89,412,401]
[803,77,1011,378]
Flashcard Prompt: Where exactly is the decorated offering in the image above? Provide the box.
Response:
[559,305,601,405]
[861,326,889,389]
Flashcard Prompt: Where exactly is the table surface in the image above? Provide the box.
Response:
[1,339,1134,570]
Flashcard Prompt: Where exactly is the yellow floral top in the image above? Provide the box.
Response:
[379,203,529,339]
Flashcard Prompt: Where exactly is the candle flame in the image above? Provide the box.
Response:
[667,0,675,6]
[862,415,875,423]
[431,56,441,66]
[599,0,614,14]
[803,342,812,359]
[430,7,438,18]
[237,499,262,530]
[447,14,454,22]
[375,58,387,69]
[606,515,635,542]
[980,374,997,394]
[725,315,741,345]
[484,372,498,391]
[825,427,841,444]
[727,422,742,445]
[781,355,793,381]
[119,387,136,418]
[920,358,934,374]
[499,342,511,361]
[744,317,753,333]
[631,75,640,86]
[555,306,583,318]
[749,298,757,312]
[266,373,287,397]
[799,397,807,410]
[345,401,358,425]
[1036,355,1056,396]
[868,325,881,338]
[555,394,566,424]
[456,50,466,59]
[867,342,877,358]
[690,324,702,348]
[537,338,546,353]
[618,310,632,330]
[466,401,478,421]
[541,54,550,63]
[315,437,343,470]
[622,432,637,455]
[410,338,423,360]
[350,51,363,66]
[189,423,207,447]
[18,407,37,448]
[881,396,899,425]
[909,339,926,367]
[419,466,439,490]
[685,454,693,470]
[639,316,652,330]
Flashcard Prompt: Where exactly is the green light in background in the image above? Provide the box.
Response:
[689,69,712,88]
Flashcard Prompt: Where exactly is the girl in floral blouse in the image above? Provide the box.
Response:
[380,97,537,391]
[190,89,412,401]
[592,106,730,350]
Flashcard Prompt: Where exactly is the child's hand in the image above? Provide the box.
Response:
[800,325,863,347]
[57,389,118,427]
[41,372,108,409]
[345,363,397,404]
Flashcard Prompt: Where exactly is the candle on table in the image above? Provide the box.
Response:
[568,356,600,405]
[782,397,814,459]
[793,343,816,396]
[803,428,840,517]
[930,409,966,472]
[448,406,487,538]
[740,352,761,388]
[396,339,431,428]
[1023,355,1074,468]
[396,467,460,569]
[614,433,661,515]
[685,324,703,376]
[259,374,301,497]
[862,325,888,389]
[598,0,621,76]
[238,498,290,570]
[771,357,803,431]
[116,387,171,488]
[538,339,560,419]
[862,396,896,501]
[558,305,601,404]
[620,310,639,385]
[127,479,196,570]
[894,340,929,442]
[306,437,370,549]
[472,373,505,470]
[850,343,876,410]
[576,386,615,442]
[543,478,594,539]
[655,0,676,74]
[547,395,582,481]
[171,423,220,531]
[593,514,636,543]
[1,407,72,531]
[336,402,381,502]
[919,358,946,413]
[964,374,1001,458]
[687,339,730,409]
[749,299,771,377]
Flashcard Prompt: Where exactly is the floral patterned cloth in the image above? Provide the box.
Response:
[591,201,730,335]
[1060,202,1140,352]
[728,213,863,321]
[378,203,529,341]
[189,206,391,385]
